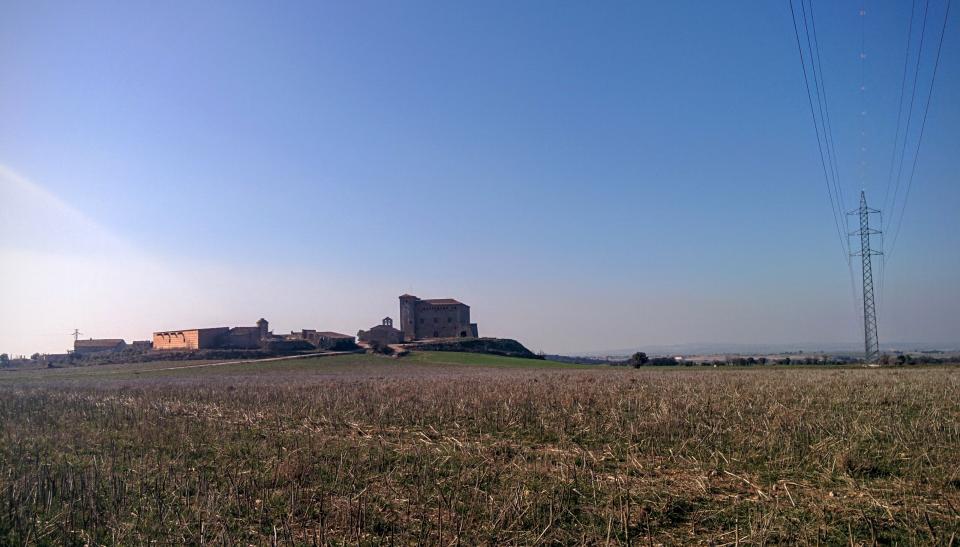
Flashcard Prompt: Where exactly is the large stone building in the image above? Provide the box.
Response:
[73,338,126,355]
[399,294,478,341]
[153,318,270,350]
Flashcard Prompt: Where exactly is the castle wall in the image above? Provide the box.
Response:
[197,328,230,348]
[221,327,261,349]
[414,303,471,339]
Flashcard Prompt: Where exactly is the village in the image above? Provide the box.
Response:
[43,293,495,364]
[62,294,479,360]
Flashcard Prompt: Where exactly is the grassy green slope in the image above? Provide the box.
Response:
[0,351,591,384]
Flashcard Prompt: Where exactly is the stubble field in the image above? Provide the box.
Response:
[1,352,958,544]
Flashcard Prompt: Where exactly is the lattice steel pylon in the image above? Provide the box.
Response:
[848,191,883,363]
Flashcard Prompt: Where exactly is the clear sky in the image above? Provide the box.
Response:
[1,1,958,356]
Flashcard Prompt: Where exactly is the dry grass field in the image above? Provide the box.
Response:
[1,352,958,545]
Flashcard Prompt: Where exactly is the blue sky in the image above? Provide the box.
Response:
[1,1,958,355]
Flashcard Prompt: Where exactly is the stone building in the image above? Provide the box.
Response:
[73,338,126,355]
[153,318,271,350]
[399,294,478,341]
[130,340,154,351]
[285,329,356,350]
[358,317,405,346]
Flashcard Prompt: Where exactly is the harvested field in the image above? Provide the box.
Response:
[1,353,958,544]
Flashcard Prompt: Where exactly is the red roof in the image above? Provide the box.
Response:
[423,298,463,305]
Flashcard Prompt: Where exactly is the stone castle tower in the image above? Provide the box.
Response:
[257,318,269,340]
[399,294,418,342]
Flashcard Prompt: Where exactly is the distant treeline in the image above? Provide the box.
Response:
[545,352,956,367]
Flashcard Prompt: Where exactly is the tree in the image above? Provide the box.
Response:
[878,354,891,366]
[629,352,649,368]
[895,354,907,366]
[0,354,8,368]
[30,353,40,361]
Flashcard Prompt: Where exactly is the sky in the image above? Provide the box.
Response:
[1,1,958,356]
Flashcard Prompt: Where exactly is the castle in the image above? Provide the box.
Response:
[89,293,478,355]
[399,294,478,341]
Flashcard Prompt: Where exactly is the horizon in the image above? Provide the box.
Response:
[2,1,959,357]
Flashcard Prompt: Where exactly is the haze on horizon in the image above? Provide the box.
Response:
[1,1,958,357]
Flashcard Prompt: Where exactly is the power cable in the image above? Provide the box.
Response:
[887,0,952,261]
[885,0,931,232]
[789,0,850,262]
[881,0,918,214]
[807,0,848,215]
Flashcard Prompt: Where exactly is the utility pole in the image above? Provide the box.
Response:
[71,329,83,342]
[848,191,882,363]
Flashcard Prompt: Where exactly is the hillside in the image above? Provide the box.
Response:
[403,337,540,359]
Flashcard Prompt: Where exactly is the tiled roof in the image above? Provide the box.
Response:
[423,298,463,305]
[316,331,353,339]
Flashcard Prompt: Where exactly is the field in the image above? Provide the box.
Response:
[1,353,958,545]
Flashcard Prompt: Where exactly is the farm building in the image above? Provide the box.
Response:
[73,338,126,355]
[130,340,154,350]
[153,318,270,350]
[285,330,356,350]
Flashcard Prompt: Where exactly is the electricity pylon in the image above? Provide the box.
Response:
[848,191,882,363]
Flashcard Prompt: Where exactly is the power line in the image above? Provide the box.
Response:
[884,0,931,230]
[807,0,848,215]
[887,0,952,261]
[790,0,861,332]
[878,0,918,312]
[881,0,918,213]
[857,0,867,193]
[788,0,850,262]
